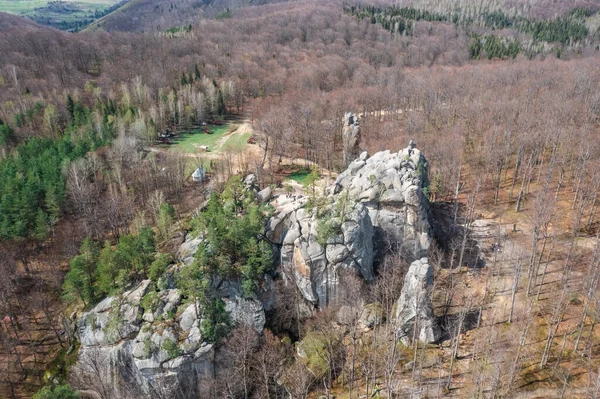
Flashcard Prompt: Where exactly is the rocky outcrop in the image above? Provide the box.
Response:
[342,112,361,167]
[73,142,437,397]
[332,142,431,260]
[269,142,432,309]
[394,257,440,344]
[269,195,374,308]
[74,234,267,399]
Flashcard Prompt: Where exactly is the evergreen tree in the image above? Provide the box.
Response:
[66,94,75,122]
[216,89,226,116]
[157,202,176,237]
[0,122,13,146]
[33,385,79,399]
[34,209,49,240]
[62,238,99,306]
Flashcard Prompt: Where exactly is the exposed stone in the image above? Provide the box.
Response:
[271,142,432,309]
[359,302,384,329]
[257,186,272,203]
[244,173,257,189]
[394,258,440,344]
[177,235,202,265]
[178,303,199,332]
[223,296,266,333]
[332,142,432,260]
[343,112,361,167]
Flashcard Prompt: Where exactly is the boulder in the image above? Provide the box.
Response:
[394,258,440,345]
[359,303,384,329]
[257,186,272,203]
[244,174,257,189]
[177,235,202,265]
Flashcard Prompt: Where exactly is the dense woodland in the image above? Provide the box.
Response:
[1,0,600,397]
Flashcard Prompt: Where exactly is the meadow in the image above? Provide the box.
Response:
[168,124,250,154]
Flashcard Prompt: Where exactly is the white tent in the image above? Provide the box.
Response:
[192,167,206,182]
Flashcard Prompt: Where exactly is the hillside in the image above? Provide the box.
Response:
[86,0,290,32]
[0,0,599,398]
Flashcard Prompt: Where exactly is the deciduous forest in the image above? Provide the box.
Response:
[0,0,600,398]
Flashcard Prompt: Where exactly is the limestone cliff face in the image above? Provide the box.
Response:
[269,196,374,308]
[269,143,432,309]
[332,143,432,260]
[74,235,266,399]
[342,112,361,167]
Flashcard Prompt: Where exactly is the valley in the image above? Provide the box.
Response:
[0,0,124,30]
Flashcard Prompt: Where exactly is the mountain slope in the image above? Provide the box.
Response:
[86,0,291,32]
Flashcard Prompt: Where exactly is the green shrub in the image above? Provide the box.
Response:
[149,253,172,282]
[141,290,160,314]
[161,338,182,358]
[33,385,79,399]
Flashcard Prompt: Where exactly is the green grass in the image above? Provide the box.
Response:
[221,132,251,151]
[287,167,313,185]
[169,124,249,154]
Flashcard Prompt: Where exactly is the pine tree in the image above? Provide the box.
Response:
[216,89,226,116]
[66,94,75,122]
[34,209,49,240]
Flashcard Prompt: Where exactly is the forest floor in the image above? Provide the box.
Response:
[430,167,599,398]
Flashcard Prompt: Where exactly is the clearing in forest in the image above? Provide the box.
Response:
[167,123,251,154]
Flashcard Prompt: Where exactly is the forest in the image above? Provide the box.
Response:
[0,0,600,398]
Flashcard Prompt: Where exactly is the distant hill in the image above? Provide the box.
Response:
[0,11,49,32]
[86,0,290,32]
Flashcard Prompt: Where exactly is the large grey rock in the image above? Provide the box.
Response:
[177,235,202,265]
[75,278,215,399]
[270,142,432,309]
[394,258,440,344]
[343,112,361,167]
[78,280,150,347]
[276,198,374,308]
[257,186,272,203]
[223,296,266,332]
[75,271,267,398]
[332,142,432,259]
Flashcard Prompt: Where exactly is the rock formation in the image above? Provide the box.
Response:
[75,235,266,399]
[332,143,431,260]
[268,195,374,308]
[269,142,432,309]
[73,141,438,396]
[342,112,361,167]
[394,257,440,344]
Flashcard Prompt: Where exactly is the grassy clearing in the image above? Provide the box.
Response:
[287,167,313,185]
[221,132,251,152]
[169,124,250,154]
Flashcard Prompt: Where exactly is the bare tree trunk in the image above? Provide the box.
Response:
[508,257,522,324]
[536,238,555,301]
